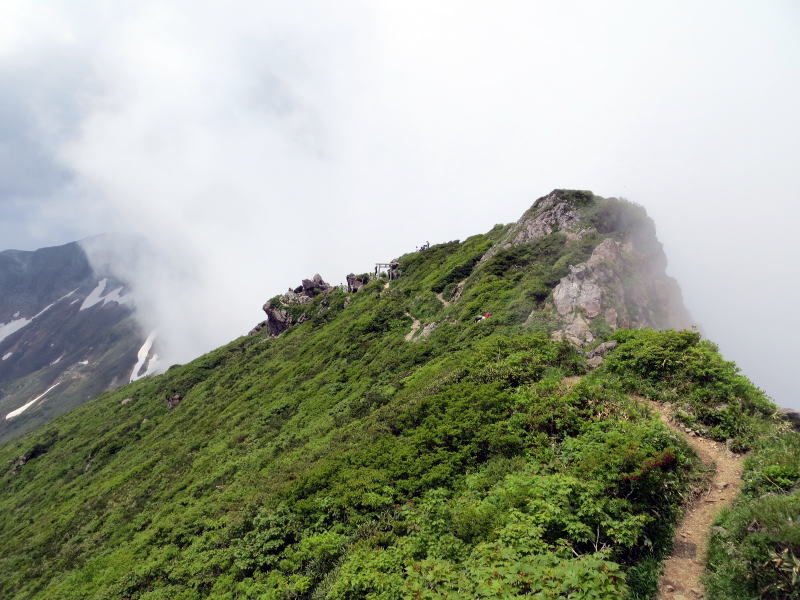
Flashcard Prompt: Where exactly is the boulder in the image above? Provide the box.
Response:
[263,301,293,336]
[778,408,800,431]
[166,393,183,410]
[587,340,618,359]
[301,274,333,297]
[387,262,400,280]
[346,273,369,293]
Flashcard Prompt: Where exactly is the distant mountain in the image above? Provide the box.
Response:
[0,238,156,442]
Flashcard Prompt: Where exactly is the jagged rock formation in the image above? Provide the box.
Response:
[251,274,334,337]
[261,303,294,336]
[480,189,692,346]
[480,190,595,264]
[550,234,691,345]
[346,273,369,293]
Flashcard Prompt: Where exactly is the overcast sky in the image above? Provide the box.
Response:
[1,1,798,408]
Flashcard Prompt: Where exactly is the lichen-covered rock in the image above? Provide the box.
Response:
[587,340,618,359]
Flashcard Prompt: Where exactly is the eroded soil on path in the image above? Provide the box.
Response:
[644,398,745,600]
[404,313,421,341]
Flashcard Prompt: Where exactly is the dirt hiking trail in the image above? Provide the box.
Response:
[642,397,745,600]
[560,378,744,599]
[404,313,421,341]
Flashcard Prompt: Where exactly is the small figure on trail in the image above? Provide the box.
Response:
[474,312,491,322]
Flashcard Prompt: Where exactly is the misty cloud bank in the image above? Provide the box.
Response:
[0,1,798,408]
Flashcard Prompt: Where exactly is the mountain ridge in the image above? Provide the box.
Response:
[0,190,795,600]
[0,237,153,442]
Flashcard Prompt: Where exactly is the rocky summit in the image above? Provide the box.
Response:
[0,191,794,600]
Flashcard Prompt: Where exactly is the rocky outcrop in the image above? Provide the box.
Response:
[166,393,183,410]
[346,273,369,293]
[586,340,618,369]
[262,302,294,336]
[479,189,692,347]
[299,274,333,297]
[550,237,691,345]
[778,408,800,432]
[251,274,334,337]
[480,190,595,263]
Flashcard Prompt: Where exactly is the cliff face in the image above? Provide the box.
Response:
[479,189,692,345]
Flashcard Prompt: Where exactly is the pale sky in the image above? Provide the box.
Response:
[1,1,798,408]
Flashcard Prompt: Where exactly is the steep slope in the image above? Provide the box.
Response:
[0,191,790,600]
[0,238,153,442]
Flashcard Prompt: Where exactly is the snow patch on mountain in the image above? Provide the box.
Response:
[79,279,131,311]
[2,352,12,360]
[0,289,81,344]
[80,279,109,310]
[5,382,62,420]
[130,331,157,382]
[0,318,30,344]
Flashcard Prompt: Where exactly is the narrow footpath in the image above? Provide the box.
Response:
[404,312,421,341]
[644,398,745,600]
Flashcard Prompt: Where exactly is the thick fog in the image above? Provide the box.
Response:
[1,2,798,408]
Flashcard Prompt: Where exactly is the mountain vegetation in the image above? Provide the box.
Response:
[0,192,794,599]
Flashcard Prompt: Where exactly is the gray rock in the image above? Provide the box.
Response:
[778,408,800,431]
[301,274,332,297]
[587,355,604,369]
[549,236,692,346]
[262,301,293,336]
[587,340,618,359]
[166,393,183,410]
[346,273,369,293]
[248,320,268,335]
[479,190,593,263]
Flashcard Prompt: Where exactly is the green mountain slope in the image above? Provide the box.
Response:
[0,191,794,600]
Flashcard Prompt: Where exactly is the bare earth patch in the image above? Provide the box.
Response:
[404,313,421,341]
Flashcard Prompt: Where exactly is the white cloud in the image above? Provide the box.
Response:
[1,1,799,407]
